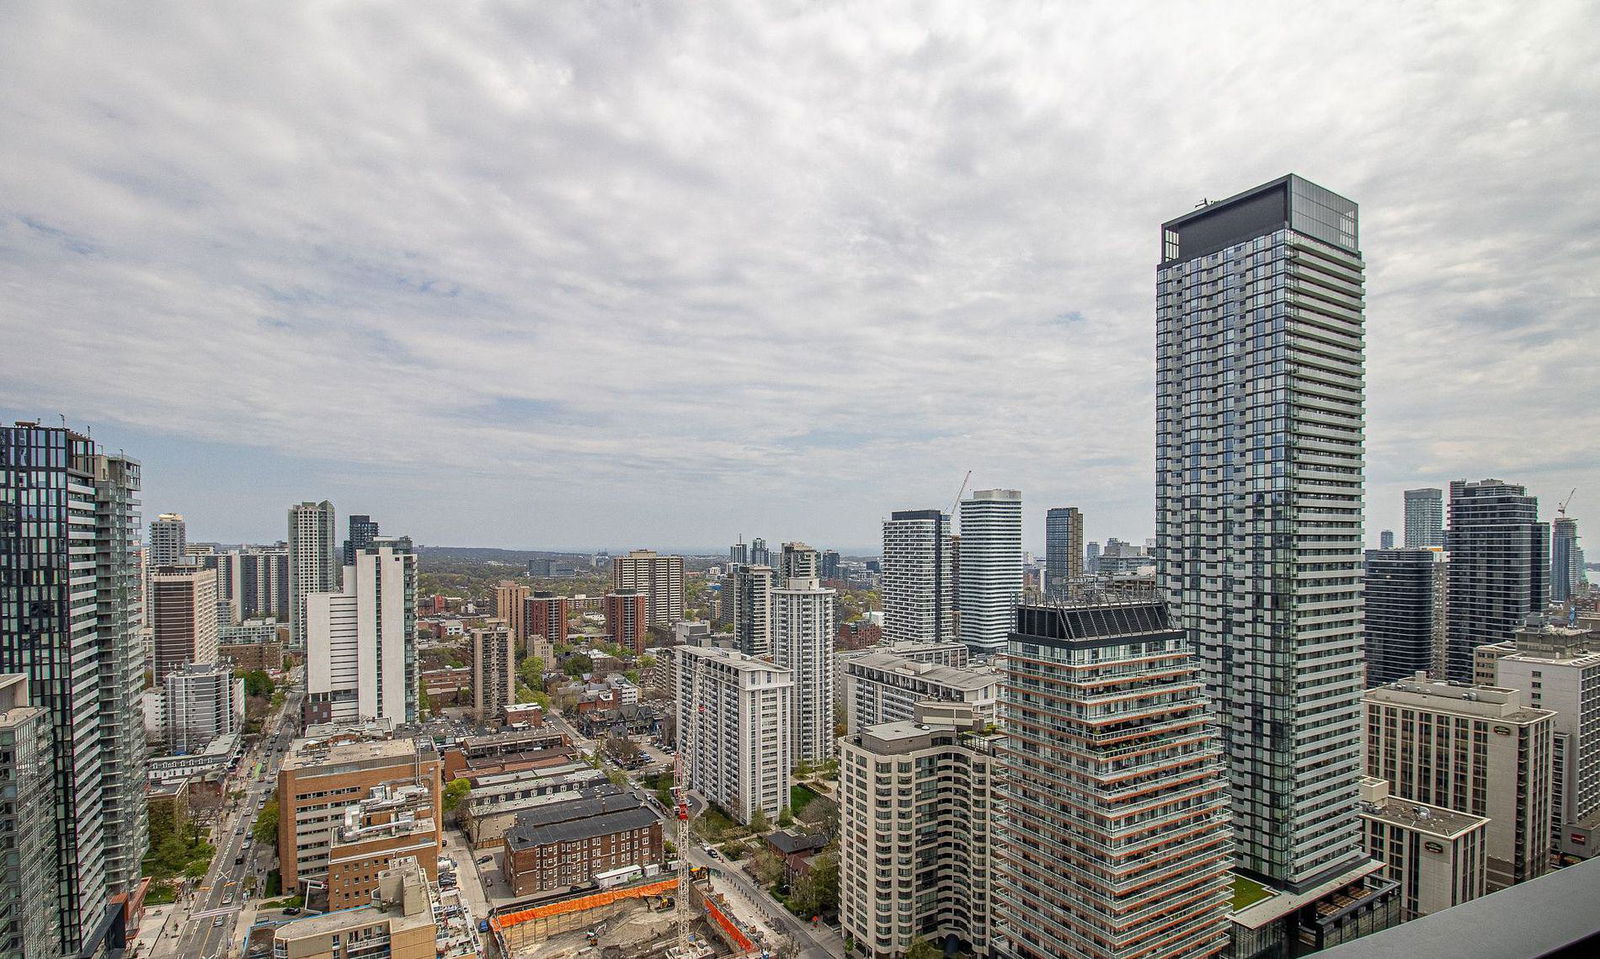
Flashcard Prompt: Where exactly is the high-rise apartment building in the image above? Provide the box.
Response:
[1364,674,1554,889]
[149,564,219,683]
[1157,175,1369,889]
[1379,530,1395,549]
[729,540,748,565]
[1002,601,1232,959]
[211,546,290,624]
[472,621,516,723]
[1085,540,1101,573]
[1359,777,1487,921]
[772,575,835,764]
[731,563,775,657]
[1363,548,1448,686]
[881,509,956,645]
[305,537,417,725]
[839,649,998,734]
[612,549,684,626]
[277,736,441,895]
[161,662,244,752]
[840,703,1001,959]
[148,512,187,567]
[1551,516,1583,604]
[779,541,821,583]
[1404,488,1445,548]
[495,581,531,643]
[821,549,841,581]
[750,537,771,567]
[1492,621,1600,850]
[343,513,380,567]
[675,645,792,825]
[0,674,61,958]
[1445,479,1549,683]
[524,592,568,659]
[957,489,1022,656]
[1044,506,1083,597]
[0,422,148,955]
[604,589,650,656]
[288,500,339,650]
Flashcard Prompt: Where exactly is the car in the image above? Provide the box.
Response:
[212,917,225,928]
[234,856,243,865]
[223,894,234,905]
[282,907,300,916]
[477,855,492,864]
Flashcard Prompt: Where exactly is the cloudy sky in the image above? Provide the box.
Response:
[2,2,1596,553]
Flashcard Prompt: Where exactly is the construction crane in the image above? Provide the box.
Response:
[1559,488,1577,518]
[671,707,695,956]
[950,469,972,517]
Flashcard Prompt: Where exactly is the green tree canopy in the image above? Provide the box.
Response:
[441,778,473,813]
[563,653,595,677]
[252,799,279,845]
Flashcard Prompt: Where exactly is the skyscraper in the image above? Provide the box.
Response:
[729,539,748,565]
[149,512,187,567]
[211,546,290,624]
[604,589,649,655]
[288,501,338,650]
[771,574,836,764]
[750,537,770,567]
[1445,479,1550,683]
[676,646,792,825]
[343,513,380,568]
[730,564,774,657]
[1363,547,1448,686]
[0,422,148,955]
[1404,488,1445,548]
[1002,601,1232,959]
[1157,176,1369,889]
[1551,515,1582,604]
[1085,540,1101,573]
[1379,529,1395,549]
[0,674,60,958]
[304,537,417,725]
[471,621,516,723]
[1044,506,1083,597]
[778,541,820,583]
[958,489,1023,655]
[611,549,685,626]
[495,581,531,643]
[820,549,840,580]
[149,565,219,683]
[881,510,955,645]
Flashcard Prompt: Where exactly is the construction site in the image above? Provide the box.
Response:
[489,876,762,959]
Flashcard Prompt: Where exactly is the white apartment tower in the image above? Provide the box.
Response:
[839,703,1001,959]
[148,512,187,567]
[1492,621,1600,850]
[881,509,955,645]
[288,500,339,650]
[772,574,836,764]
[305,537,417,725]
[1157,176,1370,889]
[957,489,1023,655]
[675,645,792,825]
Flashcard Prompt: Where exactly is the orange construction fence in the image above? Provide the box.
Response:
[702,897,754,953]
[491,878,680,931]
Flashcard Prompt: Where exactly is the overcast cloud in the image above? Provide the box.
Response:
[2,1,1596,552]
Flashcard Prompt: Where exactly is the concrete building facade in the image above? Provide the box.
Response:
[611,549,684,626]
[1044,506,1084,598]
[1364,675,1554,889]
[288,501,339,650]
[839,649,998,735]
[1359,777,1487,920]
[306,538,417,725]
[0,674,60,959]
[472,621,516,724]
[772,575,836,764]
[676,645,792,824]
[149,564,219,683]
[839,703,1001,959]
[1404,488,1445,548]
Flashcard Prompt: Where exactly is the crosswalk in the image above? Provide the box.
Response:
[189,905,242,921]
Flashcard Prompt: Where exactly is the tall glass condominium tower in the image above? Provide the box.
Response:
[1156,175,1368,889]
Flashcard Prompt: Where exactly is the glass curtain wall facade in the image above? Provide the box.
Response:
[1156,175,1368,888]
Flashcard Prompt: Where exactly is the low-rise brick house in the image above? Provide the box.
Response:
[502,791,662,896]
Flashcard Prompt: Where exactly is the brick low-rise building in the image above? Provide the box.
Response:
[503,790,662,896]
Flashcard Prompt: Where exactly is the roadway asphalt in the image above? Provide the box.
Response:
[161,688,302,959]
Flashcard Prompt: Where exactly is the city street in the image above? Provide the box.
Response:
[157,688,300,959]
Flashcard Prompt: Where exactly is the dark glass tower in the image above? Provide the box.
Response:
[343,513,380,567]
[0,422,147,956]
[1445,479,1549,682]
[1044,506,1083,597]
[1363,548,1447,686]
[1157,175,1368,889]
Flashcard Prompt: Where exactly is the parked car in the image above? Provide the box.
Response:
[477,855,492,864]
[282,907,300,916]
[213,917,225,928]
